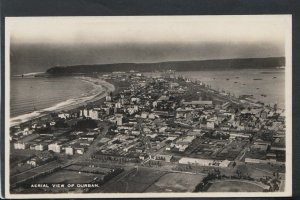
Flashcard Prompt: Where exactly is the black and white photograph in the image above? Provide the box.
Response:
[4,15,292,198]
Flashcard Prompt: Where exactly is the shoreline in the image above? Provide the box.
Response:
[10,76,115,127]
[10,69,284,127]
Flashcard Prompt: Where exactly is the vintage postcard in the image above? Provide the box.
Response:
[4,15,292,198]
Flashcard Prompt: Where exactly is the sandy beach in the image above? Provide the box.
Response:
[10,76,115,127]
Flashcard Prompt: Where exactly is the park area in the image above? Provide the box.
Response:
[100,167,166,193]
[146,172,206,192]
[35,169,99,184]
[205,179,266,192]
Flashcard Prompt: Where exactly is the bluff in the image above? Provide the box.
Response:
[46,57,285,75]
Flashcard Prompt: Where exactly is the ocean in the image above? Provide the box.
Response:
[10,77,98,118]
[147,68,285,109]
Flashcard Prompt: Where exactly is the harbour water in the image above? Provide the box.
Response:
[147,68,285,109]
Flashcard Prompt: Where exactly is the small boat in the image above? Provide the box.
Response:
[234,82,238,83]
[242,83,246,85]
[236,77,240,79]
[272,77,277,79]
[261,94,267,97]
[256,88,260,90]
[226,78,230,81]
[253,78,262,80]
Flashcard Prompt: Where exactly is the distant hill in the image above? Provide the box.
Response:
[46,57,285,75]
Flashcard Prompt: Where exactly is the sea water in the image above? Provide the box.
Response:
[10,77,97,118]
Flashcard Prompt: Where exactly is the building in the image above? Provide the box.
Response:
[58,113,70,119]
[141,112,149,119]
[80,134,96,142]
[179,157,230,168]
[148,113,156,119]
[206,117,218,129]
[174,136,195,152]
[131,97,140,103]
[154,154,173,162]
[169,82,179,89]
[152,101,158,108]
[65,146,74,155]
[22,128,33,136]
[176,108,193,119]
[14,142,27,150]
[27,158,38,167]
[89,109,100,120]
[75,147,85,154]
[229,133,252,140]
[139,154,148,160]
[178,157,215,166]
[80,108,100,120]
[115,102,122,109]
[207,120,215,129]
[35,144,46,151]
[48,143,62,153]
[106,95,112,102]
[131,131,140,136]
[245,158,265,164]
[115,114,123,126]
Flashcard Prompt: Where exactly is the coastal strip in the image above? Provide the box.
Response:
[10,77,115,127]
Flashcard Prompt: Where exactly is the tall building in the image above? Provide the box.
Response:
[80,108,100,120]
[106,95,112,102]
[115,114,123,126]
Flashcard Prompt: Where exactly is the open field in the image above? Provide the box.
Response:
[205,180,265,192]
[101,167,166,193]
[146,172,206,192]
[35,169,99,184]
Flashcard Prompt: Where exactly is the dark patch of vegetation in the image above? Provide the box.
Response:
[73,119,98,131]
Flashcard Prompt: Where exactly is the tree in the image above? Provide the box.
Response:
[232,161,236,168]
[55,120,68,128]
[74,119,98,130]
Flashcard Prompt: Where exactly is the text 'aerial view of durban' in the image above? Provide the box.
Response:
[5,15,292,198]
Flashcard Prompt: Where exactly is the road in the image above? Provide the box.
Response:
[77,123,109,161]
[66,122,110,165]
[235,146,250,161]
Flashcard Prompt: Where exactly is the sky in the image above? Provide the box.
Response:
[6,15,291,74]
